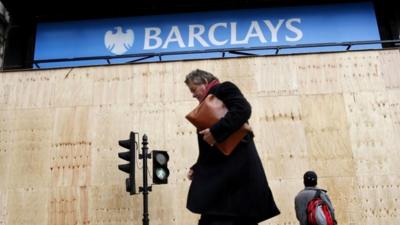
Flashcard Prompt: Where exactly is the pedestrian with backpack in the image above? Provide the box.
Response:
[294,171,338,225]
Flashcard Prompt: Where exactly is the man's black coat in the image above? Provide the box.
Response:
[186,81,280,222]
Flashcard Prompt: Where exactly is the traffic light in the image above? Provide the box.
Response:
[118,131,137,195]
[152,150,170,184]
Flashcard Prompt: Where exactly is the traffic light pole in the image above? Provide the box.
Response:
[139,134,152,225]
[119,132,168,225]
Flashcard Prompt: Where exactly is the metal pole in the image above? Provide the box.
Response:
[140,134,151,225]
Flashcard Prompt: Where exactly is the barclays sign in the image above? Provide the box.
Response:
[34,1,380,67]
[102,18,302,55]
[140,19,302,50]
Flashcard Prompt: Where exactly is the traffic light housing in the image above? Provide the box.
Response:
[152,150,170,184]
[118,131,137,195]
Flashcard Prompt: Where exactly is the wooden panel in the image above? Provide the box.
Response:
[0,73,14,109]
[51,107,92,187]
[380,50,400,89]
[251,56,299,97]
[148,184,198,225]
[339,52,386,93]
[343,92,398,174]
[90,185,142,225]
[48,187,89,225]
[1,69,66,109]
[342,89,400,224]
[387,90,400,147]
[7,109,53,188]
[92,65,135,106]
[0,110,12,191]
[297,54,343,95]
[7,188,49,225]
[164,101,199,185]
[250,96,308,179]
[320,176,362,225]
[266,179,304,225]
[216,58,259,95]
[0,49,400,225]
[53,68,94,107]
[90,105,139,187]
[0,190,6,225]
[299,94,359,224]
[356,175,400,224]
[301,94,355,176]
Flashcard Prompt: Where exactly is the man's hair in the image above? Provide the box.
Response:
[303,171,318,187]
[184,69,218,85]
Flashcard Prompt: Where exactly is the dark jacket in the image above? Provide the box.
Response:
[186,81,280,222]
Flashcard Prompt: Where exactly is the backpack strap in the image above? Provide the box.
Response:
[314,189,337,225]
[314,189,322,199]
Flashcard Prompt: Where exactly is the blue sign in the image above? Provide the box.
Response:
[34,2,381,68]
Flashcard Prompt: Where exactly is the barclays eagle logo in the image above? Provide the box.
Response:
[104,26,134,55]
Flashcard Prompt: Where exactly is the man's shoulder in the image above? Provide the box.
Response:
[304,186,326,192]
[295,189,311,200]
[211,81,242,96]
[217,81,238,90]
[296,187,327,198]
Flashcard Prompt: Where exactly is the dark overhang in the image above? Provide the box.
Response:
[1,0,367,22]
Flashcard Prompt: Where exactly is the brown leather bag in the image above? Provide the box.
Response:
[185,94,252,155]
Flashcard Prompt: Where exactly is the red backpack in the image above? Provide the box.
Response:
[306,190,335,225]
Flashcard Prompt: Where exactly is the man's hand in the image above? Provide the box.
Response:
[187,169,194,180]
[199,128,216,146]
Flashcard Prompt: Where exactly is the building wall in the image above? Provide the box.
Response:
[0,49,400,225]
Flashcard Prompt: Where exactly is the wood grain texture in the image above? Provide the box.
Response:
[1,49,399,225]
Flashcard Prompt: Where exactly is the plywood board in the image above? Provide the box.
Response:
[380,50,400,89]
[297,54,343,95]
[339,52,386,93]
[7,188,49,225]
[0,49,400,225]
